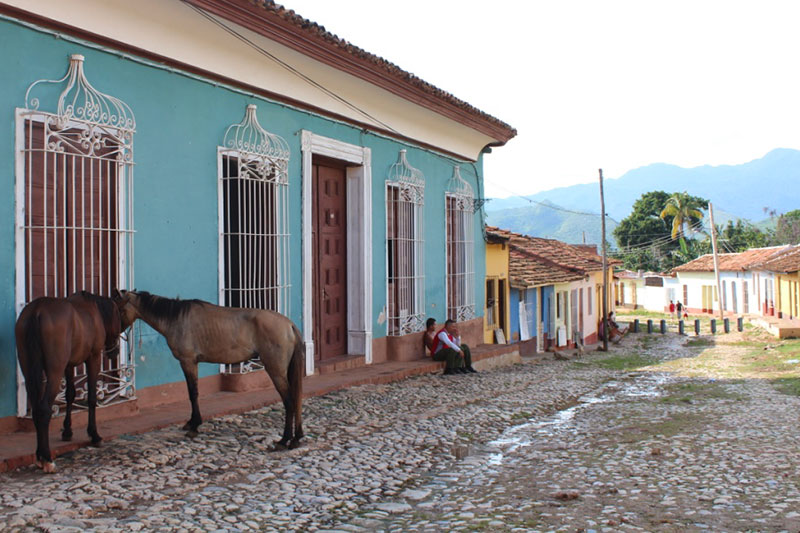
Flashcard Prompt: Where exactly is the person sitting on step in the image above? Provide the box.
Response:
[423,317,437,356]
[430,319,476,375]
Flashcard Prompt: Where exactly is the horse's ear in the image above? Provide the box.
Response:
[112,288,122,300]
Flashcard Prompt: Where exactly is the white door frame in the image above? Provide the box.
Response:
[300,131,372,375]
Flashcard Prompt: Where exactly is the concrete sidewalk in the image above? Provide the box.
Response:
[0,343,520,472]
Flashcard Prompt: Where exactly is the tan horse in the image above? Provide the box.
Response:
[15,291,127,472]
[113,290,305,448]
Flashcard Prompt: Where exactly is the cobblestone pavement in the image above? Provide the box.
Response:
[2,334,800,532]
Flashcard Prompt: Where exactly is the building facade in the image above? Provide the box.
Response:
[0,1,515,427]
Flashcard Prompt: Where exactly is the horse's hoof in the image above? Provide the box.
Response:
[61,431,73,442]
[182,422,192,431]
[271,440,289,452]
[37,460,57,473]
[288,439,302,450]
[90,437,103,447]
[185,429,199,439]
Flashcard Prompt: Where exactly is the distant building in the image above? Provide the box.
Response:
[486,227,618,352]
[671,246,791,316]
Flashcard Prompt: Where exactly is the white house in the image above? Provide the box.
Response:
[671,247,790,316]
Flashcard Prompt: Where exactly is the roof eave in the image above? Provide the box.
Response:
[184,0,517,143]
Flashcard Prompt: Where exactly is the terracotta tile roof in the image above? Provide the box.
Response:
[756,245,800,273]
[508,247,585,288]
[672,246,791,273]
[189,0,516,142]
[486,226,617,288]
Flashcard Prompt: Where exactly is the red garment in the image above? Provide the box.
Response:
[430,327,454,354]
[669,302,675,313]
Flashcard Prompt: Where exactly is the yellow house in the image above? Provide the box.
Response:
[484,228,511,344]
[763,247,800,320]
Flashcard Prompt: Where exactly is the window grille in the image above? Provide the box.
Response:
[445,165,475,322]
[16,54,136,416]
[386,150,425,335]
[219,105,290,374]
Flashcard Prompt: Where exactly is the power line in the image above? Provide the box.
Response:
[183,2,402,135]
[612,220,707,254]
[486,180,620,222]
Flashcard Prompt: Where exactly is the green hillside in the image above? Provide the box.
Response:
[485,201,618,248]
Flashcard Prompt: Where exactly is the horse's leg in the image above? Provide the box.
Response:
[268,372,294,449]
[37,366,62,473]
[61,369,75,441]
[179,360,202,437]
[86,353,102,446]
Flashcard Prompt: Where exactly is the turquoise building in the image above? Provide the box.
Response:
[0,1,515,426]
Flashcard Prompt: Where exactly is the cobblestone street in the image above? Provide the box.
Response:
[2,332,800,532]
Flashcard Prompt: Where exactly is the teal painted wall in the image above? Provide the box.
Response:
[0,17,487,418]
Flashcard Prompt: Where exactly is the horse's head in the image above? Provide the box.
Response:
[112,289,142,329]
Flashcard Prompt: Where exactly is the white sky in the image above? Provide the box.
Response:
[283,0,800,198]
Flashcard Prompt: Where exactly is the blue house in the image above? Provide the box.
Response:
[0,1,516,429]
[488,227,611,354]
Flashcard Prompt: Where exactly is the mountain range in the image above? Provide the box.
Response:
[486,148,799,245]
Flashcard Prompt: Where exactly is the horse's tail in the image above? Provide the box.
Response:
[20,310,48,413]
[289,324,305,439]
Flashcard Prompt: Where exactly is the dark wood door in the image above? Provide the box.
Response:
[312,159,348,361]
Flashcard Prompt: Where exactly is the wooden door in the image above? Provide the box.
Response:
[312,158,348,361]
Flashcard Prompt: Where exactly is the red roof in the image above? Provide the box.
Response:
[185,0,517,144]
[486,226,617,289]
[672,246,791,273]
[755,245,800,273]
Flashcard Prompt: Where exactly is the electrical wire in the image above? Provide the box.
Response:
[183,2,403,136]
[485,180,620,222]
[612,220,707,254]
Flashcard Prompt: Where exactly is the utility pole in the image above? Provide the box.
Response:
[708,202,724,321]
[599,169,608,352]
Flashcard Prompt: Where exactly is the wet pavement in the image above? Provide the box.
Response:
[1,333,800,532]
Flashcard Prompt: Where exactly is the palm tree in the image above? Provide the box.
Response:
[660,192,706,242]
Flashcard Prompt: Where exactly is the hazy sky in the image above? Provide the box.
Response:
[282,1,800,199]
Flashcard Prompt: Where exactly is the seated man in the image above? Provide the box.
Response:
[423,317,437,355]
[606,311,628,343]
[430,319,476,375]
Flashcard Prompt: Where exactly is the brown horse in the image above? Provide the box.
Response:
[15,291,126,472]
[112,290,305,448]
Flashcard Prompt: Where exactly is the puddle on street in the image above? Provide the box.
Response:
[484,373,670,466]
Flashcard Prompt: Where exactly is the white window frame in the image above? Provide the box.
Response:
[218,104,290,374]
[385,150,425,336]
[445,165,475,322]
[15,54,136,416]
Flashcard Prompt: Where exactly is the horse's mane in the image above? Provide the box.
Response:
[75,291,117,329]
[133,291,204,321]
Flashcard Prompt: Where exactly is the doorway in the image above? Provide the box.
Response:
[312,156,348,362]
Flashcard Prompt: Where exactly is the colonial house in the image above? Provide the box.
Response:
[755,245,800,321]
[616,270,679,313]
[0,1,516,430]
[486,227,616,353]
[483,228,510,344]
[671,246,790,316]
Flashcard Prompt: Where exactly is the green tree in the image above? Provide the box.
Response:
[773,209,800,245]
[613,191,708,272]
[660,191,707,241]
[718,220,769,251]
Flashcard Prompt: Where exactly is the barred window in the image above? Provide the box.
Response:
[445,166,475,322]
[16,54,136,415]
[386,150,425,335]
[219,105,290,373]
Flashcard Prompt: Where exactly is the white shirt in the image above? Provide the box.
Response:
[435,330,461,353]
